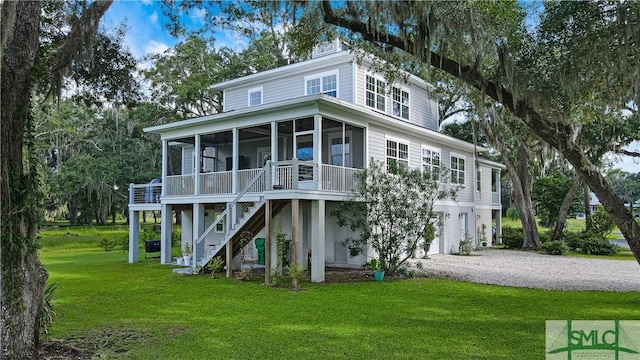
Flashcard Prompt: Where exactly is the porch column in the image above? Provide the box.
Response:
[310,200,325,282]
[128,210,139,263]
[314,114,322,190]
[232,127,239,194]
[181,210,193,253]
[226,237,233,277]
[160,204,173,264]
[161,139,168,197]
[291,199,299,265]
[194,134,201,195]
[271,121,277,187]
[495,210,502,245]
[264,199,272,284]
[193,203,205,270]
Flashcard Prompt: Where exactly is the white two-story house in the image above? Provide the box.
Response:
[127,40,504,282]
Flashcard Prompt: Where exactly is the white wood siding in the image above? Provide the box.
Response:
[354,65,439,132]
[224,62,354,112]
[367,124,474,203]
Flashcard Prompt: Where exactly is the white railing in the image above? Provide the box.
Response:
[166,175,194,196]
[238,168,264,193]
[492,192,500,205]
[320,165,362,192]
[270,159,316,190]
[129,183,162,204]
[200,171,232,195]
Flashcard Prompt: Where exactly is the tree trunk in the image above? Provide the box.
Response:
[1,2,48,358]
[553,176,582,240]
[479,116,540,248]
[67,200,78,226]
[584,184,592,232]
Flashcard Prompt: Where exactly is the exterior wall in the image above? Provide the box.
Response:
[367,124,475,204]
[224,62,354,112]
[353,65,439,132]
[325,201,366,267]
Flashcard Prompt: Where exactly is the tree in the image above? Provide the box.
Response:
[1,1,113,357]
[333,160,456,274]
[313,1,640,265]
[532,175,582,228]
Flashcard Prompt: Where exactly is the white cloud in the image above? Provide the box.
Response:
[145,40,170,56]
[149,11,158,25]
[189,8,207,24]
[140,0,152,5]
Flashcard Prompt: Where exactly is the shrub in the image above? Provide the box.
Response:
[502,227,523,249]
[541,240,569,255]
[171,229,181,247]
[285,262,306,289]
[589,206,615,239]
[39,282,57,339]
[235,269,253,281]
[458,233,473,255]
[506,207,520,221]
[539,230,553,244]
[99,236,118,251]
[207,257,224,279]
[582,237,619,255]
[140,226,160,242]
[562,231,584,251]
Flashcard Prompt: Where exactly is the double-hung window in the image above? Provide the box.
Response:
[306,71,338,97]
[421,146,441,180]
[366,75,386,111]
[392,87,409,120]
[386,138,409,173]
[248,87,263,106]
[450,154,466,185]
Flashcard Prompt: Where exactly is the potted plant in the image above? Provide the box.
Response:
[370,258,386,281]
[422,223,435,259]
[480,224,489,247]
[183,243,192,266]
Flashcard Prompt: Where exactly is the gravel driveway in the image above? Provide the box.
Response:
[410,249,640,291]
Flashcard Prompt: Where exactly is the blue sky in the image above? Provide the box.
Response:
[101,1,638,173]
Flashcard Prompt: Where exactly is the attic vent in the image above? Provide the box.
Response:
[313,41,337,58]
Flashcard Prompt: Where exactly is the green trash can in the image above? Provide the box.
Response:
[255,238,266,265]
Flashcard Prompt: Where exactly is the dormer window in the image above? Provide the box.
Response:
[305,70,338,97]
[248,87,263,106]
[366,75,386,112]
[392,87,409,120]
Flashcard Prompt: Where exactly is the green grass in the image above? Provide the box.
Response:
[565,249,637,261]
[38,227,640,359]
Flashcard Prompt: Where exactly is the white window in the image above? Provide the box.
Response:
[476,169,482,192]
[313,41,336,57]
[421,146,441,180]
[451,155,466,185]
[392,87,409,120]
[306,71,337,97]
[248,87,263,106]
[386,138,409,172]
[366,75,386,111]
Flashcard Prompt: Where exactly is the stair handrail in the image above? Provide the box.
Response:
[194,161,270,249]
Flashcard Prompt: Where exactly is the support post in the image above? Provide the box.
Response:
[160,204,173,264]
[310,200,325,282]
[193,203,205,270]
[128,210,139,263]
[232,127,239,194]
[226,238,233,278]
[161,139,168,197]
[194,134,201,195]
[291,199,299,265]
[264,199,272,284]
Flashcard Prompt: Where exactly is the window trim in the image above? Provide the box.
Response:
[304,70,339,97]
[391,86,410,120]
[248,86,263,107]
[450,153,466,186]
[365,73,387,112]
[476,168,482,193]
[385,136,410,172]
[421,145,441,180]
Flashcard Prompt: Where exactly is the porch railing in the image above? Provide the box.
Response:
[320,164,361,192]
[200,171,232,195]
[129,160,362,204]
[129,183,163,205]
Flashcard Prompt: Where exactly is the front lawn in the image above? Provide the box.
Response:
[39,227,640,359]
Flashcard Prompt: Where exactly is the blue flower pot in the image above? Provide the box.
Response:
[373,270,385,281]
